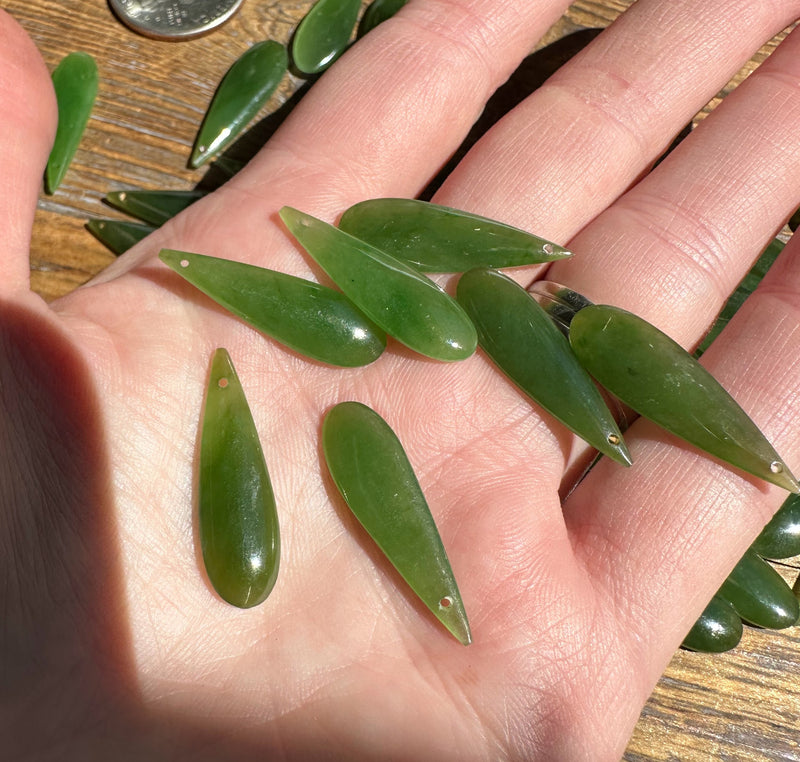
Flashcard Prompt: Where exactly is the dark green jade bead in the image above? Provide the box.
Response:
[159,249,386,367]
[200,349,279,608]
[752,493,800,560]
[86,219,155,255]
[339,198,571,273]
[717,549,799,630]
[456,269,631,466]
[45,52,98,194]
[190,40,288,168]
[291,0,361,74]
[682,595,743,653]
[323,402,471,645]
[358,0,408,37]
[569,305,799,493]
[105,189,208,227]
[280,207,477,362]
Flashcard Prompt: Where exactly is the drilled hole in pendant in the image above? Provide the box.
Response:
[543,243,554,256]
[180,259,190,268]
[439,596,453,610]
[117,192,127,201]
[607,433,620,446]
[771,461,784,474]
[218,377,229,389]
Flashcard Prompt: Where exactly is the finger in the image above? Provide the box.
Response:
[431,0,800,248]
[559,19,800,699]
[93,0,575,282]
[0,10,57,299]
[564,228,800,705]
[548,22,800,348]
[548,25,800,738]
[567,20,800,598]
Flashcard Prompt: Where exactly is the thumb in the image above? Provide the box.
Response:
[0,9,57,298]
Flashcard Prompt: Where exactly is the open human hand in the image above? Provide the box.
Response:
[3,0,800,759]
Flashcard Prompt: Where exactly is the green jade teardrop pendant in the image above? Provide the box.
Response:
[191,40,288,168]
[339,198,571,272]
[291,0,361,74]
[358,0,408,37]
[86,219,155,255]
[159,249,386,367]
[280,207,477,362]
[45,52,98,194]
[751,493,800,560]
[569,305,799,492]
[199,349,279,608]
[456,268,631,466]
[716,548,799,629]
[105,189,207,226]
[323,402,471,645]
[681,595,743,653]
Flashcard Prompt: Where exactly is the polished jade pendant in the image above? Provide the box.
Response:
[358,0,408,36]
[190,41,288,168]
[681,595,743,653]
[716,549,798,629]
[104,189,207,226]
[159,249,386,367]
[45,52,98,194]
[322,401,471,645]
[86,219,155,255]
[569,305,799,492]
[751,493,800,560]
[200,348,279,608]
[291,0,361,74]
[457,269,631,466]
[528,280,594,336]
[339,198,571,272]
[280,207,477,362]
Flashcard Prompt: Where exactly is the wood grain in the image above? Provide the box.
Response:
[6,0,799,758]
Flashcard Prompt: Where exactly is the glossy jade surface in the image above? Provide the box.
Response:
[45,52,98,194]
[86,219,154,255]
[569,305,799,493]
[199,348,279,608]
[456,268,631,466]
[717,549,799,630]
[751,493,800,560]
[358,0,407,36]
[339,198,571,272]
[291,0,361,74]
[159,249,386,367]
[280,207,477,362]
[322,401,471,645]
[681,595,743,653]
[190,40,287,167]
[105,189,207,226]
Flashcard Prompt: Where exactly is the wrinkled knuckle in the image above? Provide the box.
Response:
[617,193,737,316]
[543,66,658,161]
[399,1,501,95]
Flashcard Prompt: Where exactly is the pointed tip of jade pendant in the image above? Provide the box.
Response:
[767,459,800,494]
[434,592,472,646]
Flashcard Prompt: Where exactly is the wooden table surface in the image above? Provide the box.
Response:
[6,0,799,758]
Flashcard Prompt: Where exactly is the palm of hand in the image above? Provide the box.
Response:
[4,1,800,759]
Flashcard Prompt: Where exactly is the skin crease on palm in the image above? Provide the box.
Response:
[3,0,800,757]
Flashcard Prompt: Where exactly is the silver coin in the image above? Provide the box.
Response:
[109,0,244,40]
